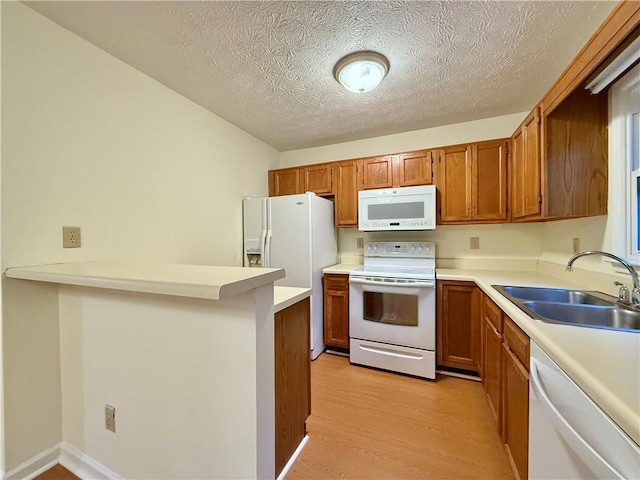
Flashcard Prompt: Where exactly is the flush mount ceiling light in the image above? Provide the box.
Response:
[333,51,390,94]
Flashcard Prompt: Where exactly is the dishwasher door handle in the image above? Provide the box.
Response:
[530,358,623,479]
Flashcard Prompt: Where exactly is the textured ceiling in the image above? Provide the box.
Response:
[25,1,618,151]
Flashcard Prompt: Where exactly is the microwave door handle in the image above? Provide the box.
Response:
[349,277,435,288]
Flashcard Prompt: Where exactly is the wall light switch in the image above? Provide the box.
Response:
[470,237,480,250]
[63,226,81,248]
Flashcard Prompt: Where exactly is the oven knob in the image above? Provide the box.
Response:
[418,246,423,251]
[410,246,416,252]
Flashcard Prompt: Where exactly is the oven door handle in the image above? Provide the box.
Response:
[349,277,435,288]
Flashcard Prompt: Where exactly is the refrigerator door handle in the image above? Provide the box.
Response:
[264,229,272,268]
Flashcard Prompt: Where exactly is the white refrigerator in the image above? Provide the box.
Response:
[243,193,338,360]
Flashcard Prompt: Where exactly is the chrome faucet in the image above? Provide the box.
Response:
[566,251,640,308]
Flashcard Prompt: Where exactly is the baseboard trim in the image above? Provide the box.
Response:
[2,443,61,480]
[276,435,309,480]
[1,442,121,480]
[59,442,121,480]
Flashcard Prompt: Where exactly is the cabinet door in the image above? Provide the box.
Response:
[511,128,525,219]
[275,298,310,477]
[436,281,480,371]
[502,341,529,480]
[439,145,473,223]
[323,275,350,348]
[395,150,433,186]
[334,160,361,228]
[362,156,394,189]
[474,140,508,221]
[302,164,332,195]
[269,168,301,197]
[482,316,503,430]
[522,110,542,218]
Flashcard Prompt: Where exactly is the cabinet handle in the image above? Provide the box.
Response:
[485,317,502,338]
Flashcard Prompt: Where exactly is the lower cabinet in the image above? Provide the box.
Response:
[437,280,481,372]
[274,297,311,477]
[501,314,530,480]
[481,295,503,427]
[323,274,350,349]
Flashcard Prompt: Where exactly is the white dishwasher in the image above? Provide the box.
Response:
[529,342,640,479]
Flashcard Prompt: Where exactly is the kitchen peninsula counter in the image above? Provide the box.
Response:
[3,261,295,479]
[5,261,285,300]
[437,268,640,447]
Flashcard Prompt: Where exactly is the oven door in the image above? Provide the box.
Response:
[349,276,435,350]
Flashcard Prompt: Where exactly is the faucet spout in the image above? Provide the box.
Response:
[566,251,640,307]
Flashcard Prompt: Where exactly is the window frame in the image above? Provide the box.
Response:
[610,63,640,265]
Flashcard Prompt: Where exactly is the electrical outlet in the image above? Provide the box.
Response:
[62,226,81,248]
[356,237,364,249]
[470,237,480,250]
[572,237,580,254]
[105,404,116,433]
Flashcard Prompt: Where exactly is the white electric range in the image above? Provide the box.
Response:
[349,241,436,379]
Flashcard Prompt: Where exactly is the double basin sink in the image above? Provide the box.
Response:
[493,285,640,332]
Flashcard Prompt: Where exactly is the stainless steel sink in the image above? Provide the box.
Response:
[492,285,640,333]
[522,301,640,331]
[496,286,611,306]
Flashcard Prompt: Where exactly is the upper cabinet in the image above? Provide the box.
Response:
[362,150,435,190]
[511,90,608,221]
[511,110,541,220]
[269,168,301,197]
[509,1,640,222]
[438,139,508,224]
[333,159,362,228]
[396,150,434,187]
[362,156,394,189]
[302,163,333,195]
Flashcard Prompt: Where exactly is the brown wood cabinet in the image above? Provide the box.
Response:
[362,155,394,189]
[481,294,503,429]
[395,150,434,186]
[323,274,350,349]
[269,168,301,197]
[436,280,481,372]
[501,315,530,480]
[333,159,362,228]
[302,163,332,195]
[274,298,311,477]
[438,139,508,224]
[511,110,541,220]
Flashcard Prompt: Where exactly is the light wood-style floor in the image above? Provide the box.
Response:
[287,353,514,479]
[36,354,513,480]
[35,464,79,480]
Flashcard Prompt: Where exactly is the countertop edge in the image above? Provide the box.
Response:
[5,263,286,301]
[274,287,312,313]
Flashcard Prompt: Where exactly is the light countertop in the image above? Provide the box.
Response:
[437,268,640,446]
[4,262,285,300]
[322,263,362,274]
[274,286,311,313]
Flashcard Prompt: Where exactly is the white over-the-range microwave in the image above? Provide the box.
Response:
[358,185,436,231]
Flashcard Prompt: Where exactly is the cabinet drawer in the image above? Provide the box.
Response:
[503,315,530,370]
[483,295,503,333]
[324,274,349,291]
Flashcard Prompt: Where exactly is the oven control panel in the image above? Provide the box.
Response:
[364,242,435,258]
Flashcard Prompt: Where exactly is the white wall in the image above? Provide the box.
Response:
[279,112,527,167]
[1,2,278,472]
[2,2,278,271]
